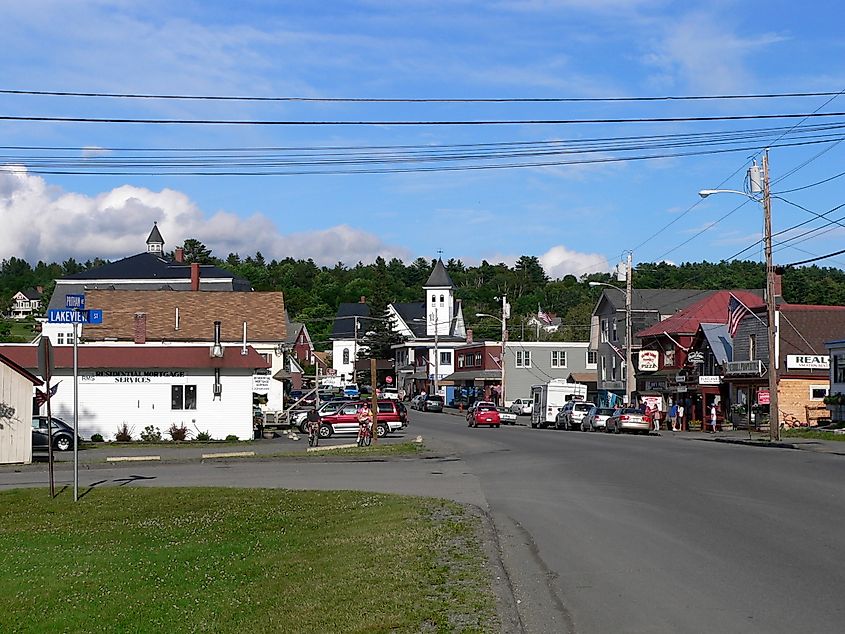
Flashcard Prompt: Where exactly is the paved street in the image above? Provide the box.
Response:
[3,411,844,633]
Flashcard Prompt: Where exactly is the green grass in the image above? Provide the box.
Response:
[279,441,426,458]
[0,319,36,343]
[782,429,845,442]
[0,488,497,633]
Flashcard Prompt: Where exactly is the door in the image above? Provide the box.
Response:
[333,403,361,434]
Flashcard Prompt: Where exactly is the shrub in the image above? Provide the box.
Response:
[194,430,212,441]
[168,423,190,442]
[115,423,133,442]
[140,425,163,442]
[225,434,239,442]
[90,433,104,443]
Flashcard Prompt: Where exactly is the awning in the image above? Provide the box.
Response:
[567,372,597,384]
[440,369,502,386]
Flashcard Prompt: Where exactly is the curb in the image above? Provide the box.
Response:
[106,456,161,462]
[307,443,359,452]
[201,451,256,459]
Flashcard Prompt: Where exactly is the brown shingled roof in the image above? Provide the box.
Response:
[82,290,286,343]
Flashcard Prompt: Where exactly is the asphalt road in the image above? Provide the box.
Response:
[3,411,844,633]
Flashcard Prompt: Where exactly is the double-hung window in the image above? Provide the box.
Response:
[550,350,566,368]
[516,350,531,368]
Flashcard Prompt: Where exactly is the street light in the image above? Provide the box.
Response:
[698,150,780,441]
[590,271,633,406]
[476,295,509,407]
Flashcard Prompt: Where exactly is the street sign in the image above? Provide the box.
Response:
[385,375,393,384]
[37,336,54,382]
[47,309,103,324]
[65,294,86,310]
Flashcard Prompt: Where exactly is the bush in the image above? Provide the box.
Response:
[168,423,190,441]
[140,425,163,442]
[225,434,239,442]
[115,423,133,442]
[90,433,104,443]
[195,430,212,441]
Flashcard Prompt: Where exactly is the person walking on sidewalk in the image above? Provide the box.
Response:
[709,403,718,433]
[677,403,685,431]
[669,401,678,431]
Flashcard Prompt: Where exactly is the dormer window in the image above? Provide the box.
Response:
[439,294,444,305]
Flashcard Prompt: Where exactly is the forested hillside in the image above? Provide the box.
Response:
[3,243,845,350]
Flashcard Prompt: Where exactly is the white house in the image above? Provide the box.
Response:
[0,351,41,464]
[10,287,43,320]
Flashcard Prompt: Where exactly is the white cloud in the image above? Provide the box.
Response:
[0,167,409,266]
[540,245,610,278]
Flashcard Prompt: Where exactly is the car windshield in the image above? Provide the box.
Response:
[574,403,593,411]
[620,408,641,414]
[427,396,443,402]
[598,408,616,415]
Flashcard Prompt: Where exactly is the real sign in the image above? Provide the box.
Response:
[786,355,829,370]
[638,350,659,372]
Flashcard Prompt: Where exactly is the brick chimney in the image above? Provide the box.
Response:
[466,328,473,344]
[191,262,200,291]
[133,312,147,344]
[772,271,783,305]
[174,247,184,263]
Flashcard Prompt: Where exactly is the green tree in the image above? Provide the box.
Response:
[182,239,214,264]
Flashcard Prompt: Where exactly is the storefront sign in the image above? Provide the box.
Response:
[698,375,722,385]
[757,389,770,405]
[786,355,829,370]
[80,370,186,384]
[644,379,667,391]
[676,386,688,393]
[687,351,705,364]
[724,360,763,376]
[252,370,271,395]
[638,350,659,372]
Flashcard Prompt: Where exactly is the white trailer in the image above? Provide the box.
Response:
[530,379,588,428]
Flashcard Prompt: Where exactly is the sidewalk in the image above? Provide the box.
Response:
[674,429,845,455]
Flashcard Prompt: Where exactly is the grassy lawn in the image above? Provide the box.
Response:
[0,488,497,633]
[0,319,37,343]
[783,429,845,442]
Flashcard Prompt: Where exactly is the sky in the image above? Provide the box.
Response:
[2,0,845,278]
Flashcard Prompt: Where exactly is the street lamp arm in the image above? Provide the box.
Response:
[588,281,623,292]
[698,189,761,202]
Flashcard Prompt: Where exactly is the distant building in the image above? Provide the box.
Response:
[10,287,43,319]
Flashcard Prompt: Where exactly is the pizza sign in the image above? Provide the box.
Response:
[638,350,659,372]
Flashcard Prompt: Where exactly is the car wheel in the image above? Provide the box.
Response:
[495,424,500,428]
[530,422,536,428]
[54,435,73,451]
[376,423,388,437]
[318,424,332,439]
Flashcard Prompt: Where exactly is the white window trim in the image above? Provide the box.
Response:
[809,385,829,401]
[550,350,567,369]
[586,350,597,367]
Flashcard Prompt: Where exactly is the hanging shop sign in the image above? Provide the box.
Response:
[698,375,722,385]
[687,351,705,364]
[785,355,829,370]
[724,360,763,376]
[638,350,659,372]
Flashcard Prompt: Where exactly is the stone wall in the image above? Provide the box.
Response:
[778,378,829,427]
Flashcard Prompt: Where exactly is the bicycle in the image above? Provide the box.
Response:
[357,422,372,447]
[307,423,319,447]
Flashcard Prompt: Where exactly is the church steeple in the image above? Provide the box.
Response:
[423,258,455,337]
[146,222,165,253]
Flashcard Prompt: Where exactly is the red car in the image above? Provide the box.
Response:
[468,406,501,428]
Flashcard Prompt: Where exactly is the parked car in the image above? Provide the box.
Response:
[581,406,616,432]
[509,398,534,416]
[318,400,406,438]
[292,400,348,433]
[605,408,653,434]
[410,395,425,410]
[414,395,444,412]
[497,407,517,425]
[466,401,496,420]
[449,395,470,409]
[555,401,596,431]
[343,383,360,398]
[31,416,79,452]
[468,405,501,428]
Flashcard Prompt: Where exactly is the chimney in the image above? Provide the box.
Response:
[772,271,783,305]
[466,328,473,344]
[36,285,44,294]
[133,312,147,345]
[174,247,184,263]
[359,295,366,304]
[191,262,200,291]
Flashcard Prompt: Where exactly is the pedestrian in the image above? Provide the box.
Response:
[669,401,678,431]
[653,404,662,432]
[306,408,320,447]
[709,403,718,433]
[677,403,685,431]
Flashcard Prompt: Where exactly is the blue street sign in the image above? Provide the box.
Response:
[65,294,86,310]
[47,309,103,324]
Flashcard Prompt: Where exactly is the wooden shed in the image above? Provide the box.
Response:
[0,352,41,465]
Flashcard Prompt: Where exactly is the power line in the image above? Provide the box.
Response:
[2,88,843,103]
[783,247,845,267]
[5,112,845,126]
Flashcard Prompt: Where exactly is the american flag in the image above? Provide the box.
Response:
[34,382,60,407]
[727,294,749,337]
[537,305,553,325]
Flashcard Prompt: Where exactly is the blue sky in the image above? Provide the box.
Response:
[2,0,845,277]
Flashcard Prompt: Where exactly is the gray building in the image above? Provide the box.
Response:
[504,341,596,405]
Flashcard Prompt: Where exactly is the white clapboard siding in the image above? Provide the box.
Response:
[0,362,34,464]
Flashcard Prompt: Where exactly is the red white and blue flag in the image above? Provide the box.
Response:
[34,381,60,407]
[727,294,750,337]
[537,305,553,325]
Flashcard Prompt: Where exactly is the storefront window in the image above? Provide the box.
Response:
[172,385,198,410]
[835,354,845,384]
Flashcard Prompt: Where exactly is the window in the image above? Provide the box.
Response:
[261,353,272,365]
[601,319,609,343]
[341,404,358,415]
[516,350,531,368]
[621,361,626,381]
[439,294,445,305]
[601,355,606,380]
[809,385,829,401]
[440,351,452,365]
[56,333,64,345]
[611,356,617,380]
[587,350,597,366]
[550,350,567,368]
[343,348,350,364]
[835,354,845,383]
[171,385,197,410]
[612,320,618,342]
[749,334,757,361]
[458,354,465,368]
[474,353,482,366]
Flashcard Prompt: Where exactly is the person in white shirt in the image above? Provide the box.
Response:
[710,403,718,433]
[677,404,685,431]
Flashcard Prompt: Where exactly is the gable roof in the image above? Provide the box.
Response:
[424,259,456,289]
[21,287,43,300]
[598,287,730,316]
[81,290,286,343]
[697,323,733,365]
[391,300,465,340]
[146,222,164,245]
[61,252,248,285]
[778,304,845,357]
[0,351,42,385]
[636,290,764,337]
[331,303,371,339]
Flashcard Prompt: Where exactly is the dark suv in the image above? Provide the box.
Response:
[422,395,444,412]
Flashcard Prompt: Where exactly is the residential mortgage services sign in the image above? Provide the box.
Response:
[786,355,830,371]
[80,370,186,384]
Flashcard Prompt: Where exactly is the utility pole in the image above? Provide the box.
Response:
[352,315,358,387]
[370,358,378,443]
[501,295,509,407]
[624,252,634,406]
[432,305,440,396]
[762,149,780,441]
[73,321,79,501]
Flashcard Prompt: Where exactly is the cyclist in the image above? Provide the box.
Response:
[357,402,372,447]
[306,408,320,447]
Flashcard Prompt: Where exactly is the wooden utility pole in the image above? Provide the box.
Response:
[763,149,780,441]
[370,358,378,444]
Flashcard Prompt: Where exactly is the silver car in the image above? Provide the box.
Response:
[497,407,518,425]
[605,408,653,434]
[509,398,533,416]
[581,406,615,431]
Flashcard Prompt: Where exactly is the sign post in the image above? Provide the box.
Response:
[37,337,55,497]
